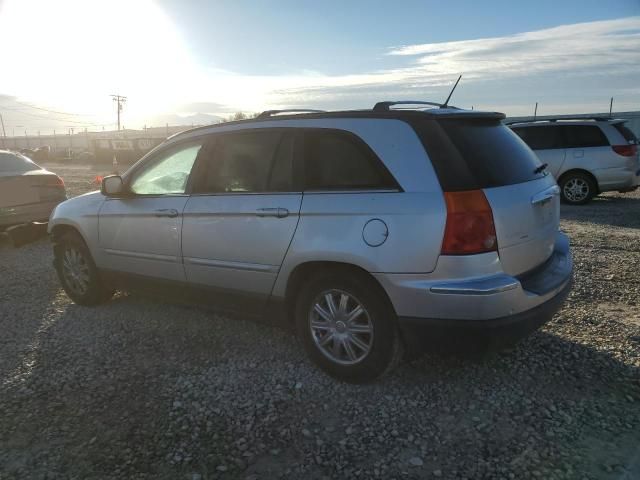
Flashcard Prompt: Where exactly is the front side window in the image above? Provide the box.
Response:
[129,142,202,195]
[303,130,396,190]
[196,131,294,193]
[512,126,564,150]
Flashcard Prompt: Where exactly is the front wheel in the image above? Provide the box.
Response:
[560,172,596,205]
[54,232,114,305]
[295,271,403,383]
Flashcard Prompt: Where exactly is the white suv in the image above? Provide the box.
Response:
[509,118,640,204]
[49,103,573,382]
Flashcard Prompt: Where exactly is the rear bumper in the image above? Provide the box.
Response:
[594,165,640,191]
[0,200,62,228]
[375,231,573,350]
[398,277,572,352]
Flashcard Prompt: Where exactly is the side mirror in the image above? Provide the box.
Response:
[101,175,125,197]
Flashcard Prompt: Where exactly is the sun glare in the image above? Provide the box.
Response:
[0,0,202,125]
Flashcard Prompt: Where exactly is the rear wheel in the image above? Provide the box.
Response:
[560,172,596,205]
[295,271,403,383]
[54,232,114,305]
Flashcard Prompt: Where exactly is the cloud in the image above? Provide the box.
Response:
[207,16,640,113]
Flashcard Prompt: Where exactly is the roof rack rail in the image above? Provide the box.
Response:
[257,109,325,119]
[505,116,612,125]
[373,101,460,112]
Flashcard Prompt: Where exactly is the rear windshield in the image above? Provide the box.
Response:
[0,152,41,172]
[412,118,545,191]
[613,123,638,144]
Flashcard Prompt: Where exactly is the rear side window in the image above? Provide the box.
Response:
[563,125,608,148]
[414,119,545,191]
[613,123,638,144]
[512,126,564,150]
[0,152,40,172]
[302,130,398,190]
[195,131,296,193]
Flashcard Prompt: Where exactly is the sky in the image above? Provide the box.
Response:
[0,0,639,135]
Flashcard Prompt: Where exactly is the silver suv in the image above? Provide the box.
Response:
[508,118,640,204]
[48,103,573,382]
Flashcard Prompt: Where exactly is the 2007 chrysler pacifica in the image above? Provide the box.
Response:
[48,102,573,382]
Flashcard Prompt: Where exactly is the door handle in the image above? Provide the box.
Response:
[154,208,179,218]
[256,207,289,218]
[531,185,560,205]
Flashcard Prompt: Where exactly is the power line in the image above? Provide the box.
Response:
[0,98,98,117]
[0,108,111,127]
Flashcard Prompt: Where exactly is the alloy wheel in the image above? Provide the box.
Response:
[563,177,590,203]
[309,289,374,365]
[61,247,91,296]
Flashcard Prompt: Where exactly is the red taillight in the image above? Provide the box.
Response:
[612,144,638,157]
[441,190,497,255]
[51,175,65,187]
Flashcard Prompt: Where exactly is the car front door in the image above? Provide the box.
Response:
[181,130,302,312]
[98,139,205,282]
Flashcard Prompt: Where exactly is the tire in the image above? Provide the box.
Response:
[294,270,403,383]
[53,231,114,306]
[559,172,596,205]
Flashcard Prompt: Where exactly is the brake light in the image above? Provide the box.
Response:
[441,190,497,255]
[612,144,638,157]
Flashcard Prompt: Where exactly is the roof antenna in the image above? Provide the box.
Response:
[442,75,462,108]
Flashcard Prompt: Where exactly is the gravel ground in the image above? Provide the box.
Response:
[1,162,639,480]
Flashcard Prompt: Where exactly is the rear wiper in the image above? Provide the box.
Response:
[534,163,548,174]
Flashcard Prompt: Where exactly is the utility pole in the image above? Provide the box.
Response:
[111,94,127,131]
[0,113,6,149]
[533,102,538,120]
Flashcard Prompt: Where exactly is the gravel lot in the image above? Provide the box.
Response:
[1,162,639,480]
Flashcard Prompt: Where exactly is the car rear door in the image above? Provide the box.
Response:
[97,139,204,282]
[511,125,567,177]
[181,130,302,312]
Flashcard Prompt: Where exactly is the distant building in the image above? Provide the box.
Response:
[0,125,199,162]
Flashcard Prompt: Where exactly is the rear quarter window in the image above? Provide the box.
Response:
[413,119,545,191]
[613,123,638,144]
[302,130,398,191]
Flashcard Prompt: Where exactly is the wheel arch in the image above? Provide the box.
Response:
[283,261,397,324]
[558,169,600,194]
[50,223,91,251]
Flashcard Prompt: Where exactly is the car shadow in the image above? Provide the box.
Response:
[561,193,640,228]
[0,237,63,385]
